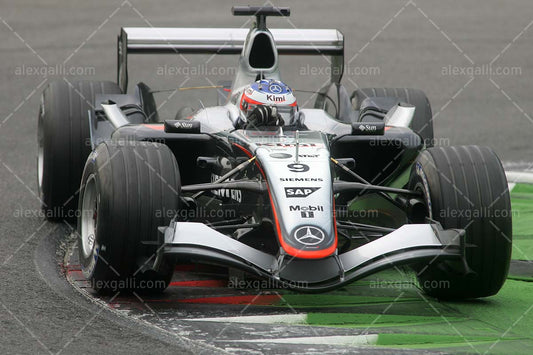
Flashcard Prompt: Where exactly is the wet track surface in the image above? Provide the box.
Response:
[2,0,533,353]
[60,226,533,354]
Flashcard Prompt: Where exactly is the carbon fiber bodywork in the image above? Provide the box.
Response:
[86,6,469,292]
[161,222,464,292]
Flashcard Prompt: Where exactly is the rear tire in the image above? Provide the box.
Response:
[37,80,121,220]
[352,88,434,147]
[78,141,180,294]
[409,146,512,299]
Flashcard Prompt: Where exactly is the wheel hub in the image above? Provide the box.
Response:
[81,175,98,258]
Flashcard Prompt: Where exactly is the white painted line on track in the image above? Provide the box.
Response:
[185,313,308,324]
[225,334,379,346]
[502,161,533,171]
[506,171,533,185]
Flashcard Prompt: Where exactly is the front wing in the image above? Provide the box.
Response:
[160,222,464,292]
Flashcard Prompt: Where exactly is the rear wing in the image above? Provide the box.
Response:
[117,27,344,92]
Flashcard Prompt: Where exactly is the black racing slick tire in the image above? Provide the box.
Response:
[37,80,121,220]
[352,88,434,147]
[78,141,180,293]
[409,146,512,299]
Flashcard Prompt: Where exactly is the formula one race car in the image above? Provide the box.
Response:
[37,6,512,299]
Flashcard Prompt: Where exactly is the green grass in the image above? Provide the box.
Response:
[267,185,533,353]
[375,333,517,349]
[276,294,419,308]
[511,184,533,260]
[305,312,465,328]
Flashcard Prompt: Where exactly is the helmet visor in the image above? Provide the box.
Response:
[277,105,297,122]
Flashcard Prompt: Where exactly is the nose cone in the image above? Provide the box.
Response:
[255,139,337,259]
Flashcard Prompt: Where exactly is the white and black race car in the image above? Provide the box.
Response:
[37,6,512,299]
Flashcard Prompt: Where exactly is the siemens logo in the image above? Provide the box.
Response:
[280,177,323,182]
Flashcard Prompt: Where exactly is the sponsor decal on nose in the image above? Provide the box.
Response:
[284,187,320,198]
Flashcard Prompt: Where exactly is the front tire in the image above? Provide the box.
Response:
[38,80,121,220]
[78,141,180,293]
[409,146,512,299]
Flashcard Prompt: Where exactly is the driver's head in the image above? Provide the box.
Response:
[239,79,297,122]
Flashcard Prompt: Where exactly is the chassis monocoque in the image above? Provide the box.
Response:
[37,7,512,299]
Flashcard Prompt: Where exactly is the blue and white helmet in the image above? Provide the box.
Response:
[240,79,298,120]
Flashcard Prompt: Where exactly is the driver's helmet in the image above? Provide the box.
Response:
[239,79,298,121]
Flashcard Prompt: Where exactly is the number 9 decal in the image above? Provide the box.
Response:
[287,163,309,173]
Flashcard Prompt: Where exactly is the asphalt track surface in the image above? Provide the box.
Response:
[2,0,533,354]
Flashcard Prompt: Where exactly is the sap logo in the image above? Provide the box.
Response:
[289,205,324,212]
[266,94,285,102]
[285,187,320,198]
[280,177,323,182]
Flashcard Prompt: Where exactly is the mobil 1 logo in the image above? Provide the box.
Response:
[289,205,323,218]
[284,187,320,198]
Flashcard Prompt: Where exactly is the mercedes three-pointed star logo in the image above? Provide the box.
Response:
[269,84,282,94]
[293,226,325,246]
